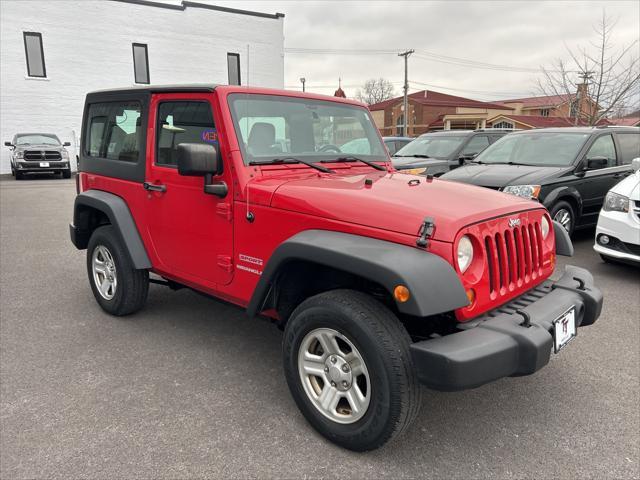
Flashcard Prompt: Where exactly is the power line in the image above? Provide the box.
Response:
[283,47,563,73]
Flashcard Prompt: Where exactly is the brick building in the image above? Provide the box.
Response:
[368,90,513,136]
[368,84,612,135]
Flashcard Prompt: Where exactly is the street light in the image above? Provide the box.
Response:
[300,77,306,92]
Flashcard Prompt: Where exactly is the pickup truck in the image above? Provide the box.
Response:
[70,85,603,451]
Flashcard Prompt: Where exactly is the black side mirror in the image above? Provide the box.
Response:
[585,156,608,170]
[177,143,227,197]
[4,142,14,147]
[63,141,71,147]
[458,153,477,166]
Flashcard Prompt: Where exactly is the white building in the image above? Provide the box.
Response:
[0,0,285,174]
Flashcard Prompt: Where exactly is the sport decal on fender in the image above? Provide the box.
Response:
[238,254,264,275]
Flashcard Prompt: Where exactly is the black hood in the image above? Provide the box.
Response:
[440,163,571,188]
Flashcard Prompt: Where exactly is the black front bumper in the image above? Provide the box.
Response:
[410,265,603,391]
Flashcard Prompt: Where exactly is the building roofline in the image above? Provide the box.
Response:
[111,0,284,19]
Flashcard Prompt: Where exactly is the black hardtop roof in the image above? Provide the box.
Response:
[87,84,218,96]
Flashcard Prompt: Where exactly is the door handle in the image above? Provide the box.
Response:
[613,172,629,179]
[143,182,166,193]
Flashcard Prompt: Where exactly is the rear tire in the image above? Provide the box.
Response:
[283,289,421,451]
[550,200,575,237]
[86,225,148,316]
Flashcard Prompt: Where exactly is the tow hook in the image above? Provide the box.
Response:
[416,217,435,248]
[517,310,532,328]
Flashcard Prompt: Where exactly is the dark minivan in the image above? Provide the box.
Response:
[441,127,640,235]
[392,129,512,176]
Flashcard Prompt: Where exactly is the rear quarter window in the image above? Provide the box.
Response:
[616,132,640,164]
[85,101,142,162]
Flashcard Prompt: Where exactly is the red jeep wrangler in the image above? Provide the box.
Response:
[70,85,602,451]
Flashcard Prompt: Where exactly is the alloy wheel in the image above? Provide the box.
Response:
[298,327,371,424]
[92,245,117,300]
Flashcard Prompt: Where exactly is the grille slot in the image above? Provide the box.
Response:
[483,219,542,295]
[24,150,62,161]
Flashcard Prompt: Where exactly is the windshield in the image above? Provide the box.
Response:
[15,134,60,146]
[394,135,466,159]
[474,132,591,166]
[228,94,387,164]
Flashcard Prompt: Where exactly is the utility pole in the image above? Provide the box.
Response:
[575,70,594,125]
[300,77,306,92]
[398,49,414,136]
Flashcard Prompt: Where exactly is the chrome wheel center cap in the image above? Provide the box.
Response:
[325,355,352,391]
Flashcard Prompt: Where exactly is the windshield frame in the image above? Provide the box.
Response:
[227,93,388,166]
[473,131,592,167]
[15,134,61,146]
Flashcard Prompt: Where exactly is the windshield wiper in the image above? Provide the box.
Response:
[248,157,334,173]
[394,154,431,159]
[322,156,386,171]
[485,161,538,166]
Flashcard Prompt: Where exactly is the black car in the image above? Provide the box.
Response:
[441,127,640,235]
[392,129,512,176]
[4,133,72,180]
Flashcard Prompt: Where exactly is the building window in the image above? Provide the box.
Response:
[540,108,550,117]
[396,114,405,136]
[132,43,150,84]
[493,121,514,129]
[23,32,46,78]
[227,53,241,86]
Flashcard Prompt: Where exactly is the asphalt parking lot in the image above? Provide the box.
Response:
[1,175,638,479]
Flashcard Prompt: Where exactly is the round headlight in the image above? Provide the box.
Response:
[541,216,550,239]
[457,235,474,273]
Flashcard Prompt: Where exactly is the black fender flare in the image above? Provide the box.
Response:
[542,186,583,217]
[70,190,151,269]
[247,230,469,318]
[552,220,574,257]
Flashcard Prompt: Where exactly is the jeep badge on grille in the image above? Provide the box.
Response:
[508,218,521,228]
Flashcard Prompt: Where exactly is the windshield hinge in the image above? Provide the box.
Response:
[416,217,435,248]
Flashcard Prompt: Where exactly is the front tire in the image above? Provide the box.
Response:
[86,225,149,316]
[283,290,421,451]
[62,168,71,179]
[550,200,576,236]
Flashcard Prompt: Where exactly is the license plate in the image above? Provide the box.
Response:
[39,162,49,167]
[553,307,576,353]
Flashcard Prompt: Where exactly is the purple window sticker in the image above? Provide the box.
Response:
[201,130,218,143]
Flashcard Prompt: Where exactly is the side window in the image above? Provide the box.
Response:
[616,133,640,164]
[156,101,215,167]
[461,135,490,155]
[586,134,616,167]
[85,101,142,162]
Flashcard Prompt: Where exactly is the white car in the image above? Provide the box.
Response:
[594,158,640,264]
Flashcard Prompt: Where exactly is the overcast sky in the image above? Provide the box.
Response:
[214,0,639,103]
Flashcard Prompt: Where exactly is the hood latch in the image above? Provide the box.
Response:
[416,217,435,248]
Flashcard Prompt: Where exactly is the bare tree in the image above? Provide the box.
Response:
[537,12,640,125]
[356,78,395,105]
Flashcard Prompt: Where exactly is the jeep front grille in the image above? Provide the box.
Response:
[24,150,62,161]
[484,221,543,294]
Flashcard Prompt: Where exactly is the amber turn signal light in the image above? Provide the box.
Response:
[394,285,411,303]
[465,288,476,306]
